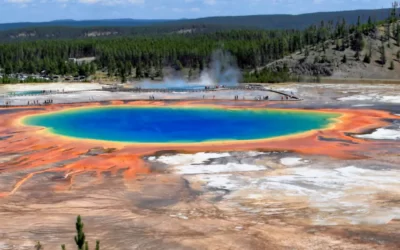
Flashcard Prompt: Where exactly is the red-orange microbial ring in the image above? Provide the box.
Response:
[0,100,398,197]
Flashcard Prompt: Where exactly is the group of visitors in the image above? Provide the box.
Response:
[149,95,156,100]
[254,96,270,101]
[27,100,40,105]
[44,99,54,104]
[204,85,226,90]
[42,89,64,94]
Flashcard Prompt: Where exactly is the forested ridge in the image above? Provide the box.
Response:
[0,4,399,83]
[0,8,391,34]
[0,19,169,31]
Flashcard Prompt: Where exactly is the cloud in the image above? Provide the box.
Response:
[5,0,31,2]
[172,6,200,12]
[78,0,144,4]
[204,0,216,5]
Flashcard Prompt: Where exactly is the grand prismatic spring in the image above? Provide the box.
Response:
[0,83,399,249]
[23,106,338,143]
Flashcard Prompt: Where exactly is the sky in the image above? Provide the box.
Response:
[0,0,395,23]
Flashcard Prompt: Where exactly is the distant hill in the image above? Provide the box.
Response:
[0,8,392,42]
[0,9,391,31]
[0,19,171,31]
[169,8,391,30]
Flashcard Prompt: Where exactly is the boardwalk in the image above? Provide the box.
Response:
[0,87,300,107]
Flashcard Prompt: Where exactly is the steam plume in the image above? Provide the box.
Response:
[136,49,241,89]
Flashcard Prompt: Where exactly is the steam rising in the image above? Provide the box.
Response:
[207,49,241,86]
[136,49,241,89]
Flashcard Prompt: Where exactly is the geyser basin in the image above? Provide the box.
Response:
[23,106,338,143]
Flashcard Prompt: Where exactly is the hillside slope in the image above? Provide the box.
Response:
[265,22,400,80]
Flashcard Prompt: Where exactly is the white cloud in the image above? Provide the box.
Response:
[172,6,201,12]
[204,0,216,5]
[77,0,144,4]
[5,0,31,3]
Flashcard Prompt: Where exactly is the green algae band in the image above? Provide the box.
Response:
[23,107,338,143]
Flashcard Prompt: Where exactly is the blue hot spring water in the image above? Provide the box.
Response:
[8,90,44,96]
[23,106,338,143]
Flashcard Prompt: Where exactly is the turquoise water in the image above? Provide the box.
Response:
[9,90,43,96]
[23,106,338,143]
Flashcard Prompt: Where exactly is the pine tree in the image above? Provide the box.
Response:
[61,244,66,250]
[380,43,387,65]
[175,59,183,71]
[84,242,89,250]
[107,58,116,77]
[390,1,399,23]
[396,24,400,41]
[125,61,132,76]
[351,30,364,57]
[117,62,127,83]
[74,215,86,250]
[188,68,193,80]
[363,53,371,63]
[135,64,143,79]
[89,62,97,75]
[35,241,43,250]
[397,32,400,46]
[367,16,373,30]
[389,60,395,70]
[342,54,347,63]
[95,241,100,250]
